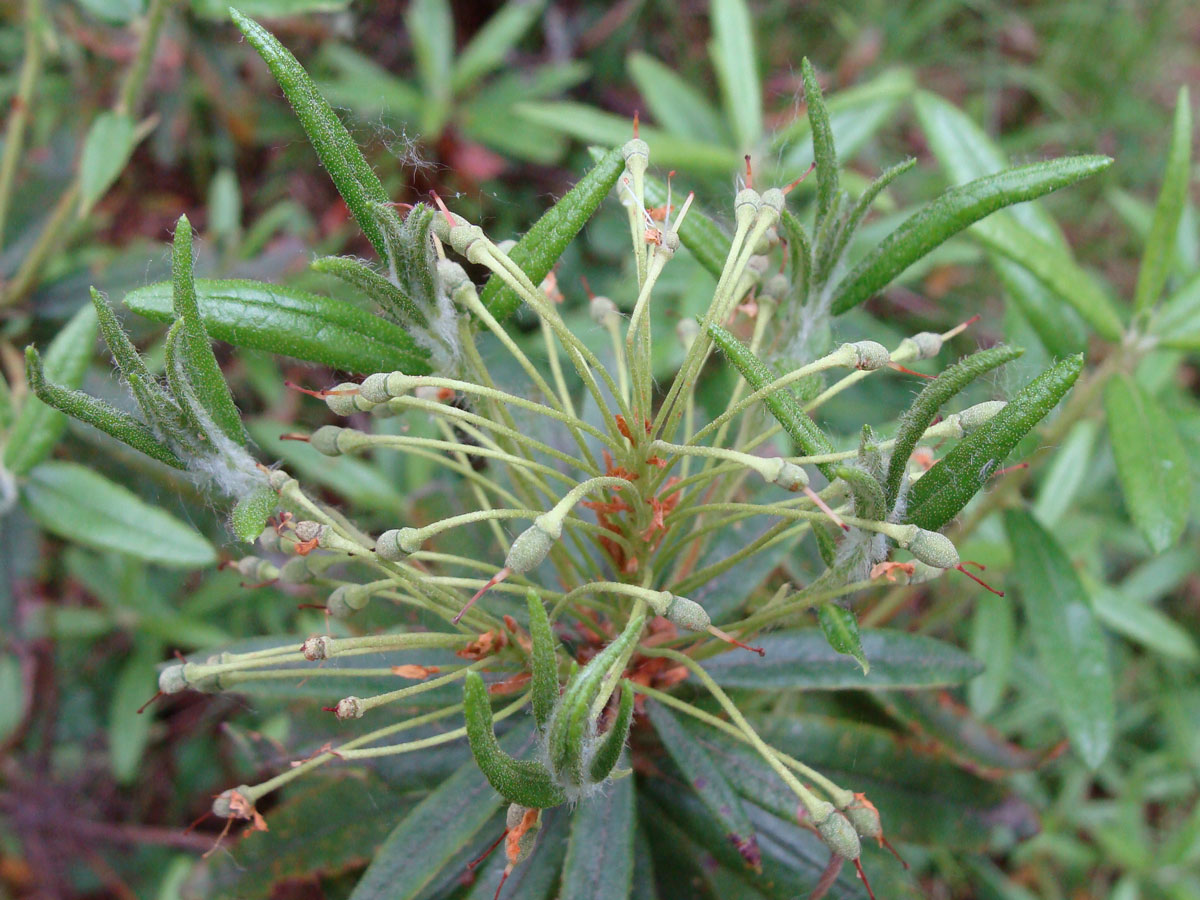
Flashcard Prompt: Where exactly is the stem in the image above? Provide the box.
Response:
[0,0,43,249]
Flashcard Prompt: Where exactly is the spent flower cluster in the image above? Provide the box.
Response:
[24,14,1113,898]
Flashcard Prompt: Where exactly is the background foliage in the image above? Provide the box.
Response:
[1,1,1198,899]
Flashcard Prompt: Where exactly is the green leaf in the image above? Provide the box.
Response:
[231,483,277,543]
[627,51,726,145]
[78,112,136,213]
[479,146,626,319]
[231,9,392,257]
[876,690,1049,776]
[561,771,635,900]
[22,461,216,569]
[701,628,981,690]
[0,654,25,744]
[463,807,568,900]
[1004,509,1115,769]
[830,156,1113,316]
[904,354,1084,531]
[708,325,838,478]
[970,215,1125,342]
[527,589,559,730]
[108,645,159,783]
[169,216,246,443]
[407,0,454,135]
[1085,574,1198,663]
[452,0,546,93]
[885,344,1024,507]
[708,0,761,149]
[1152,269,1200,348]
[347,729,530,900]
[1032,419,1098,527]
[311,255,426,327]
[800,58,838,227]
[4,304,98,476]
[816,602,869,674]
[913,90,1066,246]
[1104,372,1190,552]
[647,701,760,870]
[463,670,566,809]
[125,278,430,374]
[24,346,186,470]
[204,775,416,899]
[967,592,1015,718]
[515,103,743,173]
[1134,86,1192,313]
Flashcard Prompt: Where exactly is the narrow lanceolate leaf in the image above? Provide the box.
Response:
[835,465,886,523]
[904,354,1084,531]
[816,602,869,674]
[831,156,1114,315]
[647,701,760,871]
[708,325,838,478]
[462,671,565,809]
[1104,373,1190,552]
[829,157,917,268]
[644,174,730,280]
[800,58,838,227]
[22,462,216,568]
[1152,269,1200,348]
[1004,510,1115,769]
[526,590,559,730]
[971,215,1125,341]
[348,728,534,900]
[1134,86,1192,313]
[967,592,1015,718]
[709,0,762,150]
[702,628,981,690]
[876,690,1048,777]
[588,682,634,783]
[885,344,1024,507]
[231,9,392,258]
[3,304,98,476]
[108,646,159,783]
[125,279,430,374]
[406,0,454,135]
[78,112,136,213]
[311,255,426,327]
[231,483,277,543]
[628,51,727,145]
[24,348,185,470]
[561,772,636,900]
[170,216,245,443]
[480,146,625,319]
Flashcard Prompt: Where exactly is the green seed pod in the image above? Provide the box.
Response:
[590,295,620,327]
[463,671,566,809]
[325,382,363,416]
[663,595,711,632]
[734,188,761,231]
[375,528,411,561]
[302,635,333,661]
[770,461,810,492]
[906,528,960,569]
[843,798,882,841]
[328,583,371,619]
[310,425,344,456]
[159,664,190,695]
[505,521,556,575]
[816,807,862,862]
[588,681,634,783]
[257,525,281,553]
[527,590,560,731]
[358,373,392,404]
[622,138,649,171]
[904,354,1084,530]
[846,340,891,371]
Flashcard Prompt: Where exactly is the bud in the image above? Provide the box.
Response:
[662,594,711,632]
[815,806,862,862]
[909,331,943,359]
[334,696,365,720]
[302,635,333,661]
[734,188,760,230]
[327,583,371,618]
[159,663,189,695]
[325,382,365,416]
[376,528,413,561]
[359,373,392,404]
[505,521,557,575]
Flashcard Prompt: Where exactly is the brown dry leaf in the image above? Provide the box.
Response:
[391,664,440,680]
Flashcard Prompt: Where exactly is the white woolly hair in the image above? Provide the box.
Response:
[167,350,267,498]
